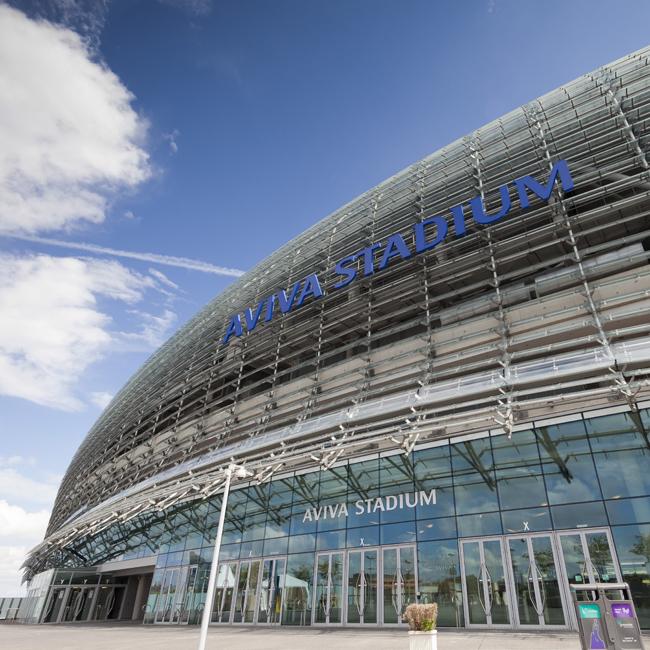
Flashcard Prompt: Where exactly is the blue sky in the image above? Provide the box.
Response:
[1,0,650,593]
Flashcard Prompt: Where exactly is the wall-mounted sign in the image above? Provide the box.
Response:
[301,488,436,523]
[223,160,575,344]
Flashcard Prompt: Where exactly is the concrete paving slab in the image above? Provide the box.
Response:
[0,623,605,650]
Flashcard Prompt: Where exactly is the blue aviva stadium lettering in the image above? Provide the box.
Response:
[222,160,575,344]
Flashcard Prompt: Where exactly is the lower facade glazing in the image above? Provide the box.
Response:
[33,407,650,630]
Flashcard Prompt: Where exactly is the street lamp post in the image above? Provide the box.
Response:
[197,464,251,650]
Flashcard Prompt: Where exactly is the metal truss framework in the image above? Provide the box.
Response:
[24,46,650,580]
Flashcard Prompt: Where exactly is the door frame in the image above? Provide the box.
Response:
[312,550,345,626]
[503,531,571,630]
[459,536,514,630]
[379,544,419,628]
[554,527,623,629]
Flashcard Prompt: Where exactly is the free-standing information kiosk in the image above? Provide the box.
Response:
[572,583,645,650]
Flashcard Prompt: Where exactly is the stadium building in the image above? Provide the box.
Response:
[18,47,650,632]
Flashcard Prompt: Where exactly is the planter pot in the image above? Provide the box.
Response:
[408,630,437,650]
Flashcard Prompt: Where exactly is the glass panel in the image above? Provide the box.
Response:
[78,587,95,621]
[536,421,602,505]
[221,562,236,622]
[93,585,114,621]
[416,516,457,541]
[314,555,329,624]
[483,540,509,624]
[560,534,589,585]
[606,497,650,525]
[382,548,398,624]
[493,430,547,510]
[592,448,650,500]
[257,561,272,624]
[531,537,565,626]
[381,520,416,545]
[43,588,66,623]
[502,508,551,534]
[418,540,463,627]
[400,546,417,615]
[347,526,379,548]
[330,553,343,624]
[611,523,650,629]
[457,512,502,537]
[551,502,608,529]
[282,553,312,626]
[63,588,81,622]
[508,538,538,626]
[270,559,286,624]
[347,552,361,624]
[452,438,499,515]
[585,532,618,583]
[212,562,236,623]
[232,562,248,623]
[243,560,260,623]
[364,550,378,624]
[462,541,487,625]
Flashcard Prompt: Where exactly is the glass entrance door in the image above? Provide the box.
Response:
[257,558,286,624]
[460,537,511,627]
[62,586,95,622]
[232,559,262,623]
[346,548,378,625]
[154,568,179,623]
[506,534,566,627]
[558,529,621,587]
[313,552,343,624]
[461,529,622,630]
[382,546,417,625]
[212,561,238,623]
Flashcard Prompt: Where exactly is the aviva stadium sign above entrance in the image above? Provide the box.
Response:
[222,160,575,344]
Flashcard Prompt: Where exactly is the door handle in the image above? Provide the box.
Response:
[476,564,488,616]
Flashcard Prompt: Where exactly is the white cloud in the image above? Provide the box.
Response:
[0,498,52,595]
[90,391,113,410]
[163,129,180,154]
[0,500,50,544]
[149,268,180,291]
[0,253,177,411]
[4,233,246,277]
[119,308,177,350]
[0,5,150,234]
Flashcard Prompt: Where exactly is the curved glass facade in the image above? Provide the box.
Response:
[23,45,650,633]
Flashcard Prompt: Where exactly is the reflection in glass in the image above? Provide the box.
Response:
[461,541,486,625]
[382,548,398,624]
[243,560,261,623]
[560,534,589,586]
[531,537,565,626]
[257,558,285,624]
[612,523,650,628]
[282,553,313,626]
[585,532,618,583]
[417,541,463,627]
[508,538,537,625]
[212,562,237,623]
[483,540,509,625]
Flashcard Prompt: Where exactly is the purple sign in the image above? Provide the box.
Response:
[612,603,633,619]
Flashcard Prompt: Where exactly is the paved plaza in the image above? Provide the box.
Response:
[0,623,635,650]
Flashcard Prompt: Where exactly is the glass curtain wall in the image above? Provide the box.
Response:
[50,409,650,629]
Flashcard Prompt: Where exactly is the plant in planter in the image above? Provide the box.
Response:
[403,603,438,650]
